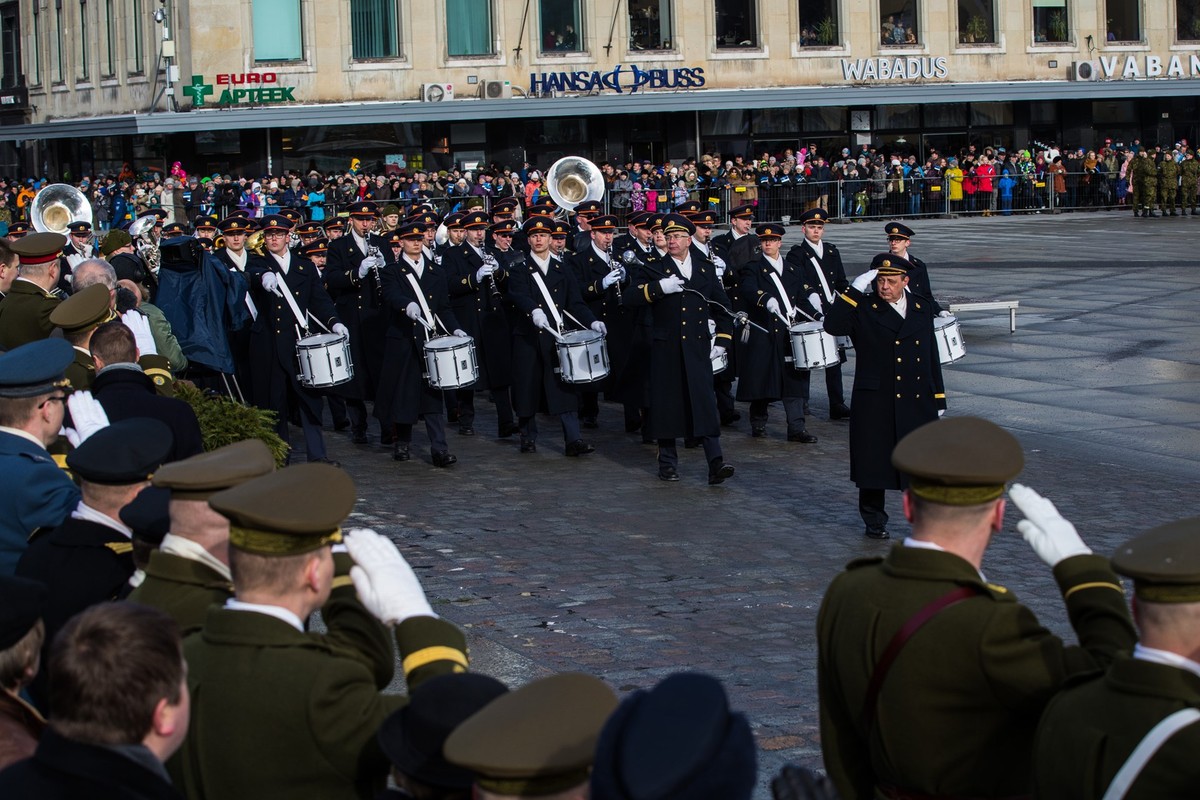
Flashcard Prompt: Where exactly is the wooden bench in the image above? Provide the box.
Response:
[948,300,1019,334]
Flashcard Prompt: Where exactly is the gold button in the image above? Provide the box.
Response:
[896,357,901,363]
[896,376,901,381]
[895,340,900,345]
[896,393,901,398]
[916,340,920,344]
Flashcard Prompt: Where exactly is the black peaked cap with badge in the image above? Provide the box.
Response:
[377,673,510,790]
[591,672,757,800]
[1112,517,1200,603]
[870,252,911,276]
[66,418,174,486]
[207,462,355,556]
[892,416,1024,506]
[801,208,829,224]
[729,204,756,220]
[755,223,783,240]
[444,672,618,797]
[885,221,914,239]
[0,574,47,650]
[0,339,73,397]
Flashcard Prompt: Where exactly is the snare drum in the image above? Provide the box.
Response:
[296,333,354,388]
[424,335,479,389]
[933,315,966,364]
[710,336,728,375]
[788,322,839,370]
[556,330,610,384]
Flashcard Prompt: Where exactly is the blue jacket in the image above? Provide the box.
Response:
[0,431,79,575]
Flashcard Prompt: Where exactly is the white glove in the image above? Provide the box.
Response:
[590,320,607,336]
[332,323,349,339]
[1009,484,1093,567]
[938,310,953,318]
[62,391,110,448]
[120,310,158,356]
[405,303,422,321]
[807,292,823,312]
[358,258,375,279]
[711,255,726,270]
[343,528,435,624]
[709,345,725,360]
[938,409,946,417]
[531,309,549,330]
[659,276,684,294]
[715,265,726,278]
[708,318,717,336]
[766,298,781,315]
[601,269,622,289]
[261,272,283,297]
[851,269,879,293]
[476,265,495,282]
[453,329,468,338]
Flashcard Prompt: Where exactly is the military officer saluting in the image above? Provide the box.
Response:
[172,463,471,800]
[0,232,67,350]
[127,439,276,634]
[1034,516,1200,799]
[822,254,945,539]
[818,417,1136,800]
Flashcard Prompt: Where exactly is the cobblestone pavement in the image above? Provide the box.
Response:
[316,211,1199,797]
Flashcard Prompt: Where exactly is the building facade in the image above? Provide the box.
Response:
[1,0,1198,177]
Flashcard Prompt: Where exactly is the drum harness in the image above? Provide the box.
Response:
[273,268,337,340]
[530,267,592,344]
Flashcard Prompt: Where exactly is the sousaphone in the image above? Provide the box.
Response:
[31,183,93,235]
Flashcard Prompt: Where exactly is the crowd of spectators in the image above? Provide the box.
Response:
[2,135,1195,234]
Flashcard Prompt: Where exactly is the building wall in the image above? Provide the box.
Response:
[18,0,1200,123]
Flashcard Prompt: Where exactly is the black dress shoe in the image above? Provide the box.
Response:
[565,439,595,457]
[708,460,735,485]
[864,527,890,540]
[351,430,369,444]
[683,437,701,449]
[830,402,851,420]
[458,426,475,436]
[432,451,457,468]
[519,439,537,453]
[788,431,819,443]
[392,444,410,462]
[307,457,341,468]
[581,417,599,430]
[658,466,680,482]
[751,426,767,438]
[498,423,520,438]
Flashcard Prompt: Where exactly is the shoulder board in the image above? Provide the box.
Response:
[982,581,1011,598]
[846,556,885,570]
[106,541,135,555]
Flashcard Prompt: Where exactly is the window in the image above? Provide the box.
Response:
[799,0,839,47]
[54,0,63,82]
[880,0,918,45]
[1,4,22,88]
[351,0,399,59]
[715,0,757,48]
[129,0,144,73]
[78,0,88,80]
[1032,0,1069,43]
[540,0,583,52]
[447,0,494,56]
[1180,0,1200,40]
[1105,0,1140,42]
[628,0,673,50]
[253,0,303,61]
[103,0,114,75]
[958,0,995,43]
[30,5,39,84]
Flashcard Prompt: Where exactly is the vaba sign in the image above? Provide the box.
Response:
[183,73,298,108]
[529,65,706,95]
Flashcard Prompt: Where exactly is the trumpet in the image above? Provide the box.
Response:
[481,252,503,300]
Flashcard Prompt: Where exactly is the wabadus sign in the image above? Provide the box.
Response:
[183,73,298,108]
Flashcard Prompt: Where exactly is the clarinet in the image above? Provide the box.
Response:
[366,244,384,303]
[605,245,623,307]
[481,252,503,300]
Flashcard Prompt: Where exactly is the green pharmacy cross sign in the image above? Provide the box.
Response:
[184,73,298,108]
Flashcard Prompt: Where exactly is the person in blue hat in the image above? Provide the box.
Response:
[0,339,81,576]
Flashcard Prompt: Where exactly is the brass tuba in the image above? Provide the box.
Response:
[128,214,162,274]
[545,156,606,212]
[31,183,93,235]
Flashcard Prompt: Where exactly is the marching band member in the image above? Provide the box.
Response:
[624,213,735,484]
[376,221,465,467]
[690,208,740,428]
[322,217,346,241]
[736,223,819,444]
[324,201,389,445]
[248,214,348,465]
[788,208,851,419]
[444,211,517,438]
[507,217,602,456]
[213,216,258,403]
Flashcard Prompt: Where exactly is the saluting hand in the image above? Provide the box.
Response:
[1009,484,1092,567]
[851,268,878,293]
[344,528,435,625]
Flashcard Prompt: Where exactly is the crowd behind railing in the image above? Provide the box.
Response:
[3,138,1198,235]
